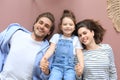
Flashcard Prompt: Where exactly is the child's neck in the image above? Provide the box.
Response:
[63,33,72,38]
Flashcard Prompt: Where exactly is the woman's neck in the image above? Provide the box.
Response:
[86,43,100,50]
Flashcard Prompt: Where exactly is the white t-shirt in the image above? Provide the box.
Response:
[50,33,83,55]
[1,30,43,80]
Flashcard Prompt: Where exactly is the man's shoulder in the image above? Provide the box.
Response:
[8,23,30,33]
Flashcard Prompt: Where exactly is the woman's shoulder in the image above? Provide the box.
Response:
[99,44,112,50]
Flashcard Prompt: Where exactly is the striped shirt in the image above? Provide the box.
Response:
[76,44,117,80]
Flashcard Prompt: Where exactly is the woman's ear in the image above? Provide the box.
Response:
[91,30,95,37]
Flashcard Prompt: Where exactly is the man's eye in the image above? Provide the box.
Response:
[39,21,43,24]
[45,24,50,29]
[78,34,81,37]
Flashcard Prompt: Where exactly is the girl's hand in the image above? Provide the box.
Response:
[40,58,50,75]
[75,63,83,77]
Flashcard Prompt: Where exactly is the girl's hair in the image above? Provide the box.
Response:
[33,12,55,40]
[57,9,76,35]
[76,19,106,45]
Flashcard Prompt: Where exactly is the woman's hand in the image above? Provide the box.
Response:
[75,63,83,77]
[40,58,50,75]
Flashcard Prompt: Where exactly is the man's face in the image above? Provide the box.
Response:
[33,17,52,41]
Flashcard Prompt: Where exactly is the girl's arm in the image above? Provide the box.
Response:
[40,43,56,75]
[42,43,56,60]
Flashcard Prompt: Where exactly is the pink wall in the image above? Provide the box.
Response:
[0,0,119,79]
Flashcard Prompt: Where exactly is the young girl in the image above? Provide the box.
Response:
[40,10,84,80]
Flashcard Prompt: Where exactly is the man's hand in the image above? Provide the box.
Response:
[40,58,50,75]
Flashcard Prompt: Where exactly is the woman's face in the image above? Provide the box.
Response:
[77,27,94,46]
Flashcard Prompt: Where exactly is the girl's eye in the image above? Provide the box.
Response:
[62,23,67,26]
[69,23,74,26]
[62,23,74,26]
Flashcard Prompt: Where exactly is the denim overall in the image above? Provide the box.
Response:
[49,35,76,80]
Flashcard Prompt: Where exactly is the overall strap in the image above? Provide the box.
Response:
[59,34,75,40]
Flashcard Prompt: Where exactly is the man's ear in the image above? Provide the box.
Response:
[47,31,51,35]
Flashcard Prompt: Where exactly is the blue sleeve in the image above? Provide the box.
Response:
[0,29,6,72]
[32,65,50,80]
[0,23,30,72]
[0,23,22,72]
[32,43,54,80]
[40,55,53,80]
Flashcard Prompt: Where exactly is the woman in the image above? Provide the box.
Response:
[75,19,117,80]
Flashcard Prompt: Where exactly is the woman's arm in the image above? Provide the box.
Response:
[108,46,117,79]
[75,49,84,77]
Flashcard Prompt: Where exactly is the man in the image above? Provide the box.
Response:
[0,12,55,80]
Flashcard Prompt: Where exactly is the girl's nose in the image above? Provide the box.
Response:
[40,24,44,29]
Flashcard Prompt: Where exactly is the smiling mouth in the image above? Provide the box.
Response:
[82,39,87,43]
[65,29,72,31]
[37,28,44,33]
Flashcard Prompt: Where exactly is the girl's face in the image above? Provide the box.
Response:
[61,17,75,37]
[77,27,95,46]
